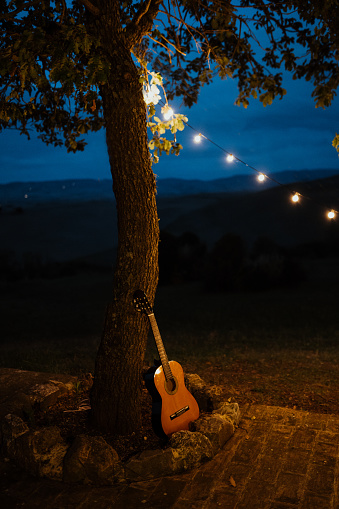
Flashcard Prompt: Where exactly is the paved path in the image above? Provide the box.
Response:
[1,404,338,508]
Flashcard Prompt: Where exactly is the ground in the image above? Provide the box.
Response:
[1,270,339,450]
[31,349,338,464]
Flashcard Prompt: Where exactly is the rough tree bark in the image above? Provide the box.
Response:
[90,1,160,434]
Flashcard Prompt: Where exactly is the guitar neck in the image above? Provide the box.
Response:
[148,313,173,381]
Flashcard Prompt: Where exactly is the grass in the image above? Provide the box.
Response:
[1,258,338,414]
[0,272,110,373]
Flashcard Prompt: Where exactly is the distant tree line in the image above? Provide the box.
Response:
[1,231,339,289]
[158,230,339,292]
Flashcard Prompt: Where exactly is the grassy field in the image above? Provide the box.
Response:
[1,258,338,414]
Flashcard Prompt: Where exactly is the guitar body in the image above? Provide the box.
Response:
[145,360,199,438]
[134,290,200,439]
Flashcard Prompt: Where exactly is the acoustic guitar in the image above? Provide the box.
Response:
[133,289,199,439]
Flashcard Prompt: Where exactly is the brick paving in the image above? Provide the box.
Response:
[1,404,338,508]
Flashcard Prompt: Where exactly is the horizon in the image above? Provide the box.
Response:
[1,167,339,187]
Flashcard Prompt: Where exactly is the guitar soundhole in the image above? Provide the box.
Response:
[165,377,178,395]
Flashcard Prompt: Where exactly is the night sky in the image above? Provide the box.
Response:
[0,71,338,184]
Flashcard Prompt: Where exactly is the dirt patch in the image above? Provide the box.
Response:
[186,356,339,415]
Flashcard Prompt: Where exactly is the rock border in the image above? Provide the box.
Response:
[0,371,240,485]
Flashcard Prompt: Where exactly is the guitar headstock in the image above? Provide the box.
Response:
[133,289,153,316]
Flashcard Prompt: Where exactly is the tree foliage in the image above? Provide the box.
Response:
[1,0,338,153]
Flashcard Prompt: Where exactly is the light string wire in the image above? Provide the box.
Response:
[146,88,338,220]
[181,117,339,220]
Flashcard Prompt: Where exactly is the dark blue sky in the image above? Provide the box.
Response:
[0,72,338,184]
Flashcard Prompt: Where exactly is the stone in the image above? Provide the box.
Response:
[170,430,214,472]
[191,414,234,454]
[63,435,124,485]
[185,373,223,412]
[213,402,241,426]
[28,382,66,411]
[0,369,241,485]
[0,368,77,420]
[7,426,68,480]
[125,447,175,481]
[0,391,34,422]
[126,431,214,481]
[49,379,76,395]
[1,414,29,454]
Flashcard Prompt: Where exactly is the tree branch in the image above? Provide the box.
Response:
[124,0,161,49]
[2,0,41,18]
[58,0,67,25]
[147,32,186,57]
[134,0,152,26]
[77,0,100,17]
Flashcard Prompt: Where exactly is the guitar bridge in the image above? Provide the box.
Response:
[170,405,190,420]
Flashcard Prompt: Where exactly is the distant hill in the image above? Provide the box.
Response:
[157,174,339,249]
[156,169,339,196]
[0,171,338,267]
[0,179,115,208]
[1,169,338,206]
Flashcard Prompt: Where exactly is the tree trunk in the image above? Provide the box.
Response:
[90,10,159,434]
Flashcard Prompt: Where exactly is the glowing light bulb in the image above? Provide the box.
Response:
[291,193,300,203]
[327,210,335,219]
[162,106,174,120]
[194,134,202,143]
[226,154,234,163]
[257,173,265,182]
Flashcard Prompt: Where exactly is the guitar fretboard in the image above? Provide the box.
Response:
[148,313,173,382]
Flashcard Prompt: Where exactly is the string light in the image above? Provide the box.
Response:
[150,100,338,223]
[187,128,338,221]
[148,83,338,225]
